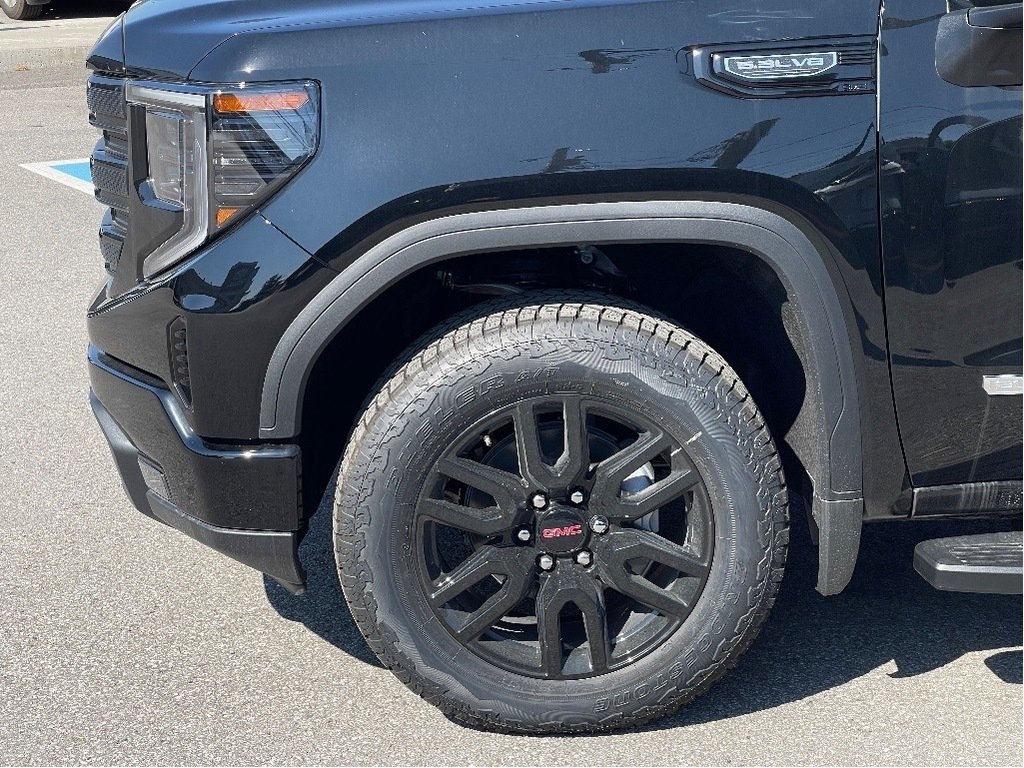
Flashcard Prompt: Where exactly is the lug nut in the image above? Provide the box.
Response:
[516,528,532,543]
[589,515,609,535]
[538,554,556,571]
[531,492,548,510]
[569,489,585,505]
[575,550,593,567]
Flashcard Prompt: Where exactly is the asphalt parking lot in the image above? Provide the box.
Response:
[0,10,1021,767]
[0,1,121,89]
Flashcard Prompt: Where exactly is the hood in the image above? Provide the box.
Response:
[91,0,662,81]
[92,0,883,82]
[86,13,125,74]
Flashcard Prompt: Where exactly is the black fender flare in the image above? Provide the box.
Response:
[259,200,864,594]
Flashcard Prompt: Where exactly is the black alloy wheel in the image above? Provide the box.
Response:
[417,395,715,680]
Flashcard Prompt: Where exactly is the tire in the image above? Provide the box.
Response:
[1,0,45,21]
[335,292,788,734]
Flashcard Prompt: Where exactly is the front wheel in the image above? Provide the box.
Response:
[1,0,46,21]
[335,293,788,733]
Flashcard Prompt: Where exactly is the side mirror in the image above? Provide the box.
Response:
[936,2,1023,86]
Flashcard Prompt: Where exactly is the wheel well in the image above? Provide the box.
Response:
[298,243,809,521]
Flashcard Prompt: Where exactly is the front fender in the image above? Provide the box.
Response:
[259,199,866,594]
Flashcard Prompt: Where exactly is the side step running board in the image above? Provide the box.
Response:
[914,531,1022,594]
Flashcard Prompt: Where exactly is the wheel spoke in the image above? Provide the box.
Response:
[555,396,589,481]
[594,528,708,618]
[429,547,497,606]
[513,402,551,488]
[534,566,611,677]
[617,463,702,519]
[577,582,610,675]
[534,575,565,677]
[419,499,511,536]
[610,572,692,618]
[458,573,536,643]
[589,430,672,519]
[514,397,589,489]
[437,456,526,508]
[449,550,535,641]
[604,528,711,578]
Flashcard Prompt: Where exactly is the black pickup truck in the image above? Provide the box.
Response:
[84,0,1022,733]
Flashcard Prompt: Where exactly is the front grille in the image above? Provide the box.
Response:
[92,158,129,201]
[86,81,126,123]
[98,222,124,272]
[88,74,130,281]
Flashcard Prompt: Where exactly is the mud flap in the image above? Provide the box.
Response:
[812,496,863,595]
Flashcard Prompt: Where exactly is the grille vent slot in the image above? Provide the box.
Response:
[168,317,193,409]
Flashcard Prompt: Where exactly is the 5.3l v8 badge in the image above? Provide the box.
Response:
[720,51,839,80]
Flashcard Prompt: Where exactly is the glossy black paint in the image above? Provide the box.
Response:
[85,13,124,75]
[89,0,895,502]
[88,345,302,531]
[87,212,337,439]
[936,3,1023,88]
[199,0,903,507]
[114,0,739,81]
[89,379,305,591]
[879,0,1023,487]
[84,0,1021,563]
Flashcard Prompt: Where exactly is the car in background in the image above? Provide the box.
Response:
[1,0,129,21]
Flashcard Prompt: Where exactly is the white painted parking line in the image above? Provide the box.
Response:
[20,159,95,197]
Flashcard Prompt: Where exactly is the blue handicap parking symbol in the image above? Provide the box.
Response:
[20,159,96,197]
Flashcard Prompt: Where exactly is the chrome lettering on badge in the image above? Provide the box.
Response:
[722,51,839,81]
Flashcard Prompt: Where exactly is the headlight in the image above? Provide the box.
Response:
[144,109,186,207]
[126,80,319,278]
[209,83,319,230]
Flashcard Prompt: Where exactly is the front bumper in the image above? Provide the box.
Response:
[88,345,306,593]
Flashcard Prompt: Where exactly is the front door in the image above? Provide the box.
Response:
[879,0,1022,486]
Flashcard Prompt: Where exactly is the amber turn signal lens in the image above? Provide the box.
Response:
[213,91,310,114]
[216,207,243,227]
